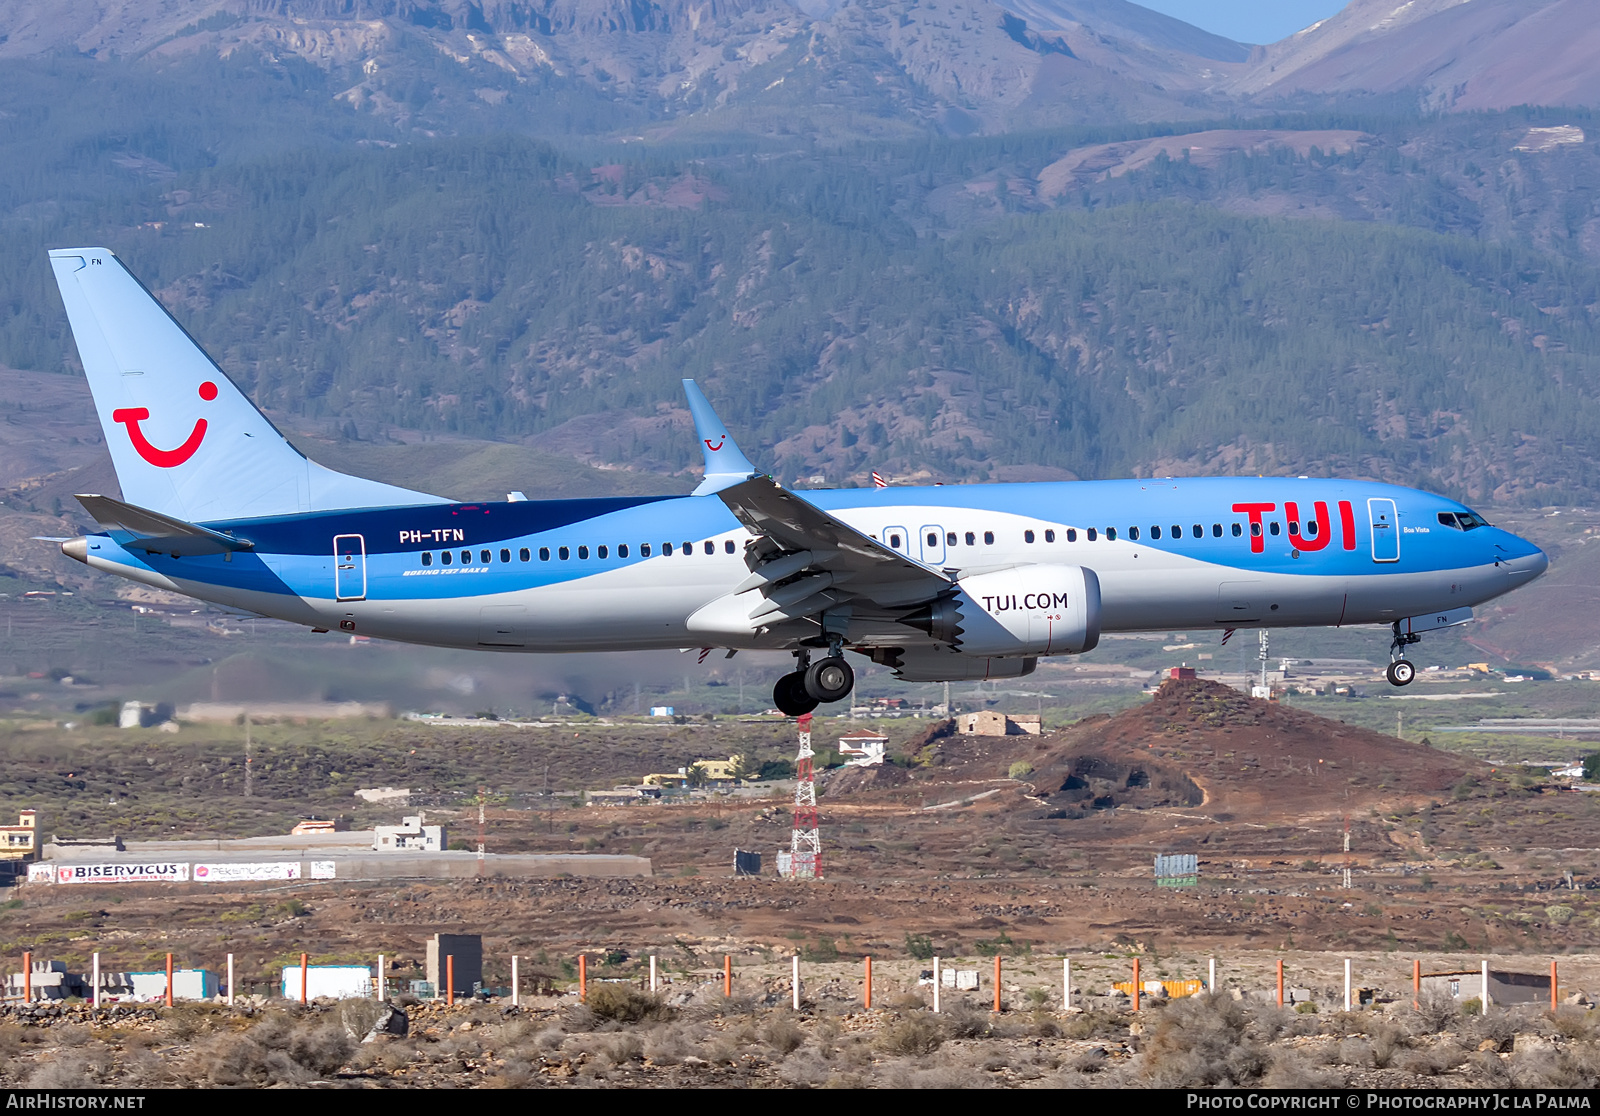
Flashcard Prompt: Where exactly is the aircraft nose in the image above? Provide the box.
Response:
[1502,541,1548,583]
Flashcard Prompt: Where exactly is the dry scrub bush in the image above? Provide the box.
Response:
[1062,1010,1129,1041]
[337,999,392,1040]
[878,1013,945,1057]
[761,1014,805,1055]
[1399,1039,1469,1076]
[941,1002,994,1040]
[204,1010,354,1086]
[1262,1049,1342,1088]
[874,1060,987,1089]
[585,985,673,1025]
[641,1021,700,1065]
[1410,992,1462,1035]
[778,1048,834,1086]
[1136,993,1269,1087]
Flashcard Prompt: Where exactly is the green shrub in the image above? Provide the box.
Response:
[878,1014,944,1056]
[1008,761,1034,780]
[904,933,934,961]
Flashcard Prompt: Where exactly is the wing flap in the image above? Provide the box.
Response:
[716,476,949,612]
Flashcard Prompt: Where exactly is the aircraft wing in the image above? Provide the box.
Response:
[75,494,255,557]
[715,475,949,618]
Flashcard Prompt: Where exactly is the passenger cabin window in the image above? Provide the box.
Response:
[703,541,713,555]
[539,547,550,561]
[1269,522,1280,536]
[619,544,630,558]
[578,546,589,560]
[500,548,511,563]
[1024,530,1035,543]
[889,533,902,548]
[725,540,736,554]
[1250,523,1262,537]
[599,545,609,559]
[1129,526,1140,541]
[1086,528,1097,541]
[928,531,939,547]
[1045,529,1056,543]
[641,543,652,557]
[984,531,995,545]
[1150,526,1161,539]
[421,552,432,566]
[558,546,570,560]
[441,550,452,565]
[1106,528,1117,541]
[1231,523,1243,537]
[1305,520,1319,537]
[481,549,491,564]
[520,548,530,562]
[1173,525,1183,538]
[663,542,673,555]
[946,532,958,546]
[965,532,976,546]
[1065,528,1076,542]
[682,542,692,556]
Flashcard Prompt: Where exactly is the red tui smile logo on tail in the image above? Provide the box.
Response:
[113,381,216,468]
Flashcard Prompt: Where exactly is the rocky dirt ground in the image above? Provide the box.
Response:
[2,680,1598,1087]
[1,981,1598,1089]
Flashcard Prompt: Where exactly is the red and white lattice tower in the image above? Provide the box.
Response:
[789,713,821,878]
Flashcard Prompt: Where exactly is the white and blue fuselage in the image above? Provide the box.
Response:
[72,477,1544,652]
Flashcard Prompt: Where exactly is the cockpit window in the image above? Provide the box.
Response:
[1442,510,1490,530]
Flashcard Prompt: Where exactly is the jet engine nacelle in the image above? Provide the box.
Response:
[890,647,1038,682]
[902,564,1101,657]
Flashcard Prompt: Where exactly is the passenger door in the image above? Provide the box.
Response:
[333,534,367,601]
[918,524,946,566]
[1368,498,1399,563]
[883,525,909,556]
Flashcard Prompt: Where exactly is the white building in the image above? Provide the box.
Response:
[373,815,446,852]
[836,731,888,766]
[281,965,372,1001]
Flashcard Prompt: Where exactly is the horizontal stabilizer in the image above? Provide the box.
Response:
[76,494,254,557]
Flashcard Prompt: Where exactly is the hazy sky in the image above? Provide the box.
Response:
[1135,1,1351,45]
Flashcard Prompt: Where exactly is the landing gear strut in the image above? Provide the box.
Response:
[771,646,856,716]
[1387,622,1419,687]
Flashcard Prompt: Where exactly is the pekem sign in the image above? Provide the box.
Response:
[193,862,300,883]
[55,862,189,884]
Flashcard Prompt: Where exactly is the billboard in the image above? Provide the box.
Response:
[26,864,53,884]
[55,863,189,884]
[193,862,300,883]
[310,861,337,880]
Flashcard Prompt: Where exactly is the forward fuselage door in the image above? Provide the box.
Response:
[884,525,909,556]
[1368,498,1399,563]
[919,524,946,566]
[333,534,367,601]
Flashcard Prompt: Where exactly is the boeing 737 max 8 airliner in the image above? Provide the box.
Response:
[41,248,1548,715]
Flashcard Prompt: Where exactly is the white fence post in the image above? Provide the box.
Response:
[92,953,100,1009]
[650,955,658,993]
[1344,958,1352,1012]
[376,954,384,1001]
[932,956,941,1013]
[225,953,233,1006]
[792,955,800,1011]
[1063,957,1072,1011]
[1481,959,1490,1012]
[1209,957,1216,996]
[511,955,519,1008]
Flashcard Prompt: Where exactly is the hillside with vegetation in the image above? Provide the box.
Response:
[0,4,1598,506]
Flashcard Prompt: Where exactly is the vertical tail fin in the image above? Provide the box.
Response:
[47,248,445,522]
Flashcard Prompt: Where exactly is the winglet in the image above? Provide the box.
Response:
[683,379,758,496]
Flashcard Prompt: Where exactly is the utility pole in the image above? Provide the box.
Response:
[787,714,820,879]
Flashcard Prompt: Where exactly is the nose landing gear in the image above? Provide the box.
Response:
[771,646,857,717]
[1387,621,1420,687]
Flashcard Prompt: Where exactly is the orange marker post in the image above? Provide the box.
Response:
[1131,958,1141,1012]
[1276,959,1284,1009]
[1551,961,1558,1012]
[579,954,587,1002]
[300,952,308,1006]
[446,955,455,1007]
[167,953,175,1008]
[864,956,872,1010]
[993,955,1002,1013]
[1413,959,1421,1011]
[724,955,732,998]
[22,951,30,1004]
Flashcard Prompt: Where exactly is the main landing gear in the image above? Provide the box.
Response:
[1387,621,1420,687]
[772,646,856,717]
